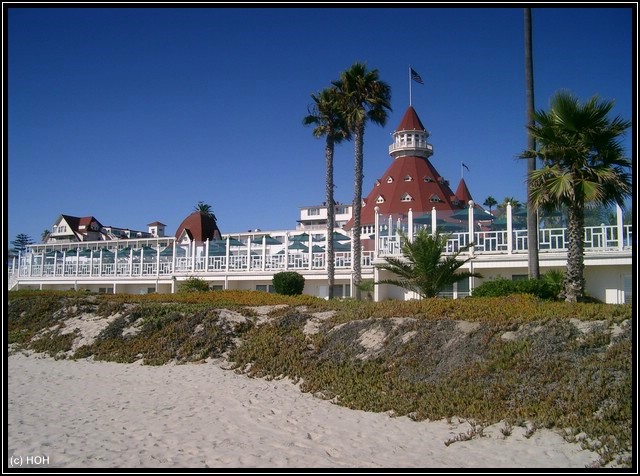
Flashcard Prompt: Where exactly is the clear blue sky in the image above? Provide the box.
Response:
[7,6,634,244]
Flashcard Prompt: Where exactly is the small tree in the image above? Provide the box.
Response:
[178,277,210,293]
[10,233,34,254]
[376,229,481,298]
[272,271,305,296]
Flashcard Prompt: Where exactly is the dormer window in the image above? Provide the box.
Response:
[375,179,380,186]
[401,193,413,202]
[430,194,442,203]
[424,176,434,183]
[437,177,445,184]
[376,195,385,204]
[404,175,413,181]
[386,176,394,184]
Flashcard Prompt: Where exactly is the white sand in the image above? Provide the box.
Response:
[7,352,600,469]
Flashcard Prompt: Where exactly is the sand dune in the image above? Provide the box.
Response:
[6,352,601,469]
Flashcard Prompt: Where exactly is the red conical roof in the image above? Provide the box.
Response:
[345,155,465,229]
[455,178,473,204]
[396,106,426,131]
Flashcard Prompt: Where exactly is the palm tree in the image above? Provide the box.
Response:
[496,197,522,216]
[527,92,631,302]
[194,201,216,220]
[303,86,351,299]
[333,62,392,299]
[376,229,482,298]
[524,7,540,279]
[483,196,497,214]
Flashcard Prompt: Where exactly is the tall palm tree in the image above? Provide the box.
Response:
[524,7,540,279]
[303,86,351,299]
[376,229,481,299]
[194,201,216,220]
[333,62,392,299]
[483,196,497,214]
[527,92,631,302]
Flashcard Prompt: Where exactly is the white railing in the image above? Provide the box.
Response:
[7,220,631,284]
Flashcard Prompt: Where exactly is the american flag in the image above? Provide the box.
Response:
[410,68,424,85]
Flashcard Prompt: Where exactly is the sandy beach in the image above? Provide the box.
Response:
[7,352,600,469]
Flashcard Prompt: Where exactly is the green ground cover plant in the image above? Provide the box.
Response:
[7,290,632,467]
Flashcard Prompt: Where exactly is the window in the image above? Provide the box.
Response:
[386,176,393,183]
[424,176,434,182]
[404,175,413,181]
[429,194,441,203]
[256,284,275,293]
[308,208,320,216]
[375,179,381,186]
[401,193,413,202]
[211,285,224,291]
[623,275,632,304]
[376,195,385,204]
[98,287,114,294]
[335,206,348,215]
[332,284,351,299]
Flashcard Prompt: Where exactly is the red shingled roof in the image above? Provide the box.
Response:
[174,211,221,242]
[455,178,474,204]
[396,106,426,131]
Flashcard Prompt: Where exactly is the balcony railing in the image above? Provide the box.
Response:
[7,214,632,283]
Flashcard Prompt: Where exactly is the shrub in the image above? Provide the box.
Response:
[471,276,558,300]
[178,277,210,293]
[272,271,305,296]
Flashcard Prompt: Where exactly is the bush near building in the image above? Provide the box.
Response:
[272,271,305,296]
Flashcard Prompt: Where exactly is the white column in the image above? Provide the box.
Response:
[171,241,176,274]
[90,250,94,276]
[431,207,437,236]
[284,233,290,270]
[308,233,312,270]
[247,236,251,270]
[507,202,513,254]
[191,239,196,272]
[408,208,413,242]
[130,248,134,276]
[616,203,624,250]
[114,249,118,276]
[29,252,33,277]
[225,237,230,271]
[156,241,161,277]
[262,236,266,271]
[140,248,144,276]
[374,206,380,256]
[62,252,67,277]
[75,248,79,277]
[99,249,103,276]
[468,200,475,256]
[205,238,210,272]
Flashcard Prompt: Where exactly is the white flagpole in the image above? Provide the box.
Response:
[409,65,412,106]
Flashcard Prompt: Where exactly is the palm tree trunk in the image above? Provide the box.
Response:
[564,202,585,302]
[524,7,540,279]
[326,139,335,300]
[352,122,364,300]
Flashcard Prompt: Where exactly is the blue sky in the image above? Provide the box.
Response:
[7,6,634,244]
